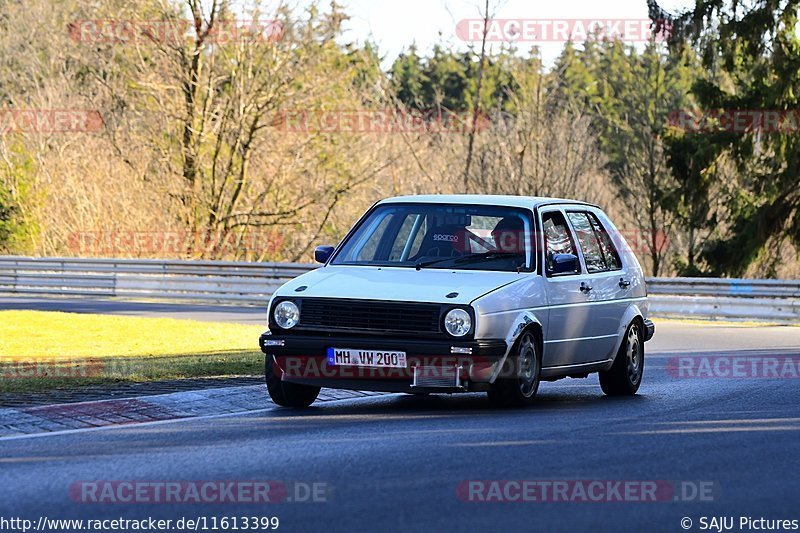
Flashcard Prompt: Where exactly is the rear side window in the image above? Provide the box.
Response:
[567,211,622,272]
[590,213,622,270]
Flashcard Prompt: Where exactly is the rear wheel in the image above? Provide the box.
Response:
[265,355,320,407]
[599,320,644,396]
[487,331,541,407]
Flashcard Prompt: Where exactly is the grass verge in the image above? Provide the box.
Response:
[0,310,265,393]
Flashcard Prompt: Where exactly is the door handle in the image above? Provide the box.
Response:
[619,278,631,288]
[580,282,593,293]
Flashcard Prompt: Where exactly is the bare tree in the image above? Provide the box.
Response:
[462,0,491,193]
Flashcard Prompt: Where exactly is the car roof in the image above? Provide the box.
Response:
[378,194,598,210]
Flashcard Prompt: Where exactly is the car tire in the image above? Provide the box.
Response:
[599,319,644,396]
[265,355,321,407]
[487,331,541,407]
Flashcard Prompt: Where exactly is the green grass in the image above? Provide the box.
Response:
[0,310,266,393]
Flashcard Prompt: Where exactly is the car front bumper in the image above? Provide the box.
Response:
[260,331,508,391]
[644,319,655,342]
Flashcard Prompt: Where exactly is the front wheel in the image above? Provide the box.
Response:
[487,331,541,407]
[265,355,321,407]
[599,320,644,396]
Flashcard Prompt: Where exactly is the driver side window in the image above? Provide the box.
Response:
[542,211,579,276]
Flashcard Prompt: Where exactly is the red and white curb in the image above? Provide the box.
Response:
[0,386,385,439]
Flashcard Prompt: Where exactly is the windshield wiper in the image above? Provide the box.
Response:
[415,251,523,270]
[415,256,459,270]
[452,251,522,264]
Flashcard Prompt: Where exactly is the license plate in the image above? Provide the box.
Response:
[327,348,407,368]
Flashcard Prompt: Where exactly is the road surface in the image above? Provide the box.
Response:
[0,297,798,532]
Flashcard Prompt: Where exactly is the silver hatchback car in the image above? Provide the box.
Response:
[260,195,654,407]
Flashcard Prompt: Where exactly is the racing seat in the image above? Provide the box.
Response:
[411,224,468,260]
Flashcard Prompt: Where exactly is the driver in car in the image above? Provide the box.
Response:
[491,216,525,254]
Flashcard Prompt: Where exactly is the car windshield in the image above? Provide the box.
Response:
[331,203,535,272]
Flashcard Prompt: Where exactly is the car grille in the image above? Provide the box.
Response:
[297,298,442,335]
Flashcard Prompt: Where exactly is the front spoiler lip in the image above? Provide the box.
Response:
[644,319,655,342]
[259,332,507,358]
[279,376,492,394]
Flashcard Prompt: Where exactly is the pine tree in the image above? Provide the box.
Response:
[390,44,426,108]
[651,0,800,276]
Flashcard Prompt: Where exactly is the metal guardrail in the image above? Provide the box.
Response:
[0,256,798,321]
[0,256,314,303]
[646,277,800,321]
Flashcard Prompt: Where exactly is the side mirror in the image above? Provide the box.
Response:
[314,245,335,264]
[549,253,579,275]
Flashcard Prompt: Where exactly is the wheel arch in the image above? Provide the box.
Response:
[516,322,543,353]
[488,311,544,384]
[606,304,646,369]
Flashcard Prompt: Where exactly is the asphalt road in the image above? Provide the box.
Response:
[0,296,267,324]
[0,309,798,532]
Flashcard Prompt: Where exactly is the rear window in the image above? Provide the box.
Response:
[567,211,622,272]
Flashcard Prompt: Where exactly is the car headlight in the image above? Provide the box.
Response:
[273,301,300,329]
[444,308,471,337]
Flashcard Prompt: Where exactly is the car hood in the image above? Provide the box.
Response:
[276,265,525,305]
